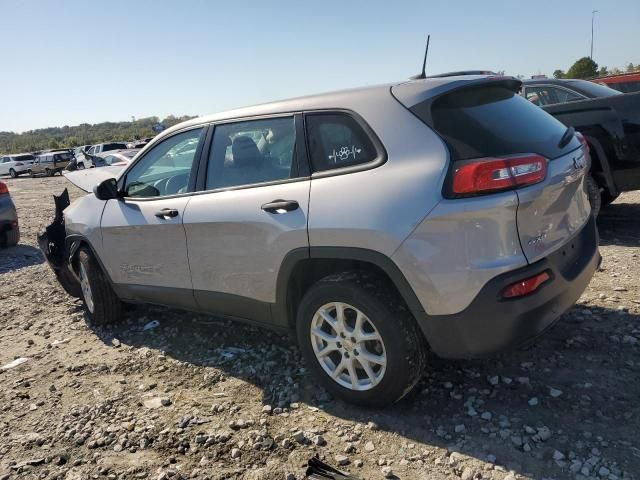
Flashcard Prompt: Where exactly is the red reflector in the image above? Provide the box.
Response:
[575,131,589,153]
[452,154,547,195]
[503,271,550,299]
[0,182,8,194]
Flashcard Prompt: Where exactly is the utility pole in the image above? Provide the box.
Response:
[590,10,598,60]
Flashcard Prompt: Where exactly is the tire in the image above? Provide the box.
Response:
[296,272,427,407]
[77,163,85,170]
[45,168,52,177]
[77,247,122,325]
[601,190,620,207]
[586,175,601,218]
[9,168,17,178]
[30,171,35,178]
[2,226,19,248]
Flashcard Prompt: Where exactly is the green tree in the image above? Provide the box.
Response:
[626,62,636,73]
[566,57,598,79]
[553,69,566,79]
[597,66,608,77]
[48,139,61,149]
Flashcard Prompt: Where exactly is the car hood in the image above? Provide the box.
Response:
[63,166,124,192]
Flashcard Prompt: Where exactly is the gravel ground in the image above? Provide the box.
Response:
[0,175,639,480]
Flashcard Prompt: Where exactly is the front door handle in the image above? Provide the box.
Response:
[261,199,299,214]
[155,208,179,219]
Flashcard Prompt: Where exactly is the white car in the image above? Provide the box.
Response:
[0,154,35,177]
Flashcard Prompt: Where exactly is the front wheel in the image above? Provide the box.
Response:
[77,248,122,325]
[9,168,18,178]
[296,273,426,407]
[77,162,85,170]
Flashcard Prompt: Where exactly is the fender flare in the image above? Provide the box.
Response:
[274,246,428,329]
[584,134,618,196]
[65,234,116,286]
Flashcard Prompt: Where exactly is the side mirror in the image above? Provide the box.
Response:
[93,178,120,200]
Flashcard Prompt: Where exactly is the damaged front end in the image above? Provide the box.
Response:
[37,189,82,298]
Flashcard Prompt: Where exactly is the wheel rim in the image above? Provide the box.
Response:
[310,302,387,391]
[79,263,94,313]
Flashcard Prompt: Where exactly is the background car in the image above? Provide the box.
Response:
[31,150,74,177]
[0,181,19,248]
[73,145,92,169]
[92,149,140,167]
[522,78,640,215]
[86,142,128,156]
[0,153,35,177]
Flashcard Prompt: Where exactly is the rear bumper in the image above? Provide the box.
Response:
[418,216,600,359]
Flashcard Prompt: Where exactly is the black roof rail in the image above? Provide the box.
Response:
[425,70,498,78]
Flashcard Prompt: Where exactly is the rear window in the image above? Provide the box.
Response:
[412,85,576,160]
[568,80,622,97]
[15,154,35,161]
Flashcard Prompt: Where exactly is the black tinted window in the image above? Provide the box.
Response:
[415,86,575,160]
[15,154,35,161]
[567,80,622,97]
[104,143,127,152]
[206,117,296,190]
[305,114,377,172]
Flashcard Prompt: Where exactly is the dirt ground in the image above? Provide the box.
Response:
[0,175,639,480]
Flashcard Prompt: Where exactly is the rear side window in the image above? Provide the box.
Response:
[54,153,73,161]
[413,86,575,160]
[305,113,377,172]
[15,154,35,161]
[104,143,127,152]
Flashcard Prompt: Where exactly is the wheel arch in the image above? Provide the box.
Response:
[584,133,618,197]
[66,235,115,286]
[275,247,427,333]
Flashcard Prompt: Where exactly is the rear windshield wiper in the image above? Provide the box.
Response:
[558,126,575,149]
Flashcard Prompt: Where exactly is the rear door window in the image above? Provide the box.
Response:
[413,85,576,161]
[305,113,378,172]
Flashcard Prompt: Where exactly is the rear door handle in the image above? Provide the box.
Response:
[155,208,179,219]
[261,199,299,214]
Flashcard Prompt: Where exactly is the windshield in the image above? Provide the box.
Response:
[568,80,623,98]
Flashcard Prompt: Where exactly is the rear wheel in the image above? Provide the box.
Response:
[296,273,426,407]
[2,226,19,248]
[77,248,122,325]
[77,162,85,170]
[45,168,52,177]
[586,175,601,218]
[9,168,17,178]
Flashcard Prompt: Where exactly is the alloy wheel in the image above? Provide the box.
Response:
[310,302,387,391]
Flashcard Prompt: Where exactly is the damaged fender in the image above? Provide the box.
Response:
[37,189,82,298]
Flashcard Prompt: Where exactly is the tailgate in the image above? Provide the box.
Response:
[516,146,591,263]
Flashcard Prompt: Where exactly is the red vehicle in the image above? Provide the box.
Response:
[592,72,640,94]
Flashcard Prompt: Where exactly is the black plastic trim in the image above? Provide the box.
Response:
[273,246,425,330]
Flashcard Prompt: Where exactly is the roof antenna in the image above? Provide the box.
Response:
[411,35,430,80]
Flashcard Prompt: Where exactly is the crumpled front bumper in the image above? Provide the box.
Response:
[38,189,81,298]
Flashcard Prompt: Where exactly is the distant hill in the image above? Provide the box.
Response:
[0,115,197,154]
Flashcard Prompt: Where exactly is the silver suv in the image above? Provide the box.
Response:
[39,75,600,406]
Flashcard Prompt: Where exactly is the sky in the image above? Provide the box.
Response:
[1,0,639,133]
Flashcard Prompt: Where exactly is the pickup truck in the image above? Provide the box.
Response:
[522,78,640,215]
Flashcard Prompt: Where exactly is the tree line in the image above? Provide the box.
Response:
[553,58,640,80]
[0,115,196,155]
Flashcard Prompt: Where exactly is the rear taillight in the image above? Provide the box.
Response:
[502,271,550,299]
[0,182,8,194]
[452,154,547,196]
